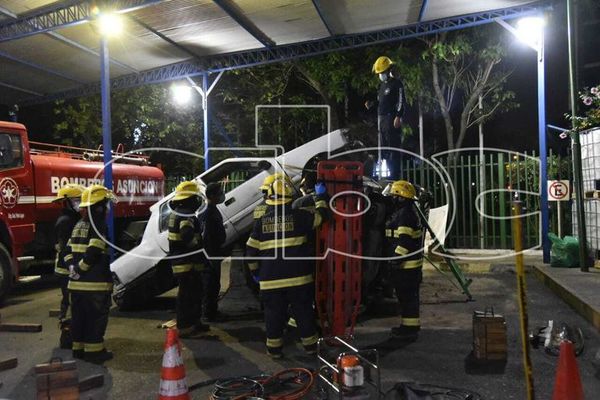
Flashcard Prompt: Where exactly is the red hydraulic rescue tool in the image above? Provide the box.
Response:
[316,161,364,338]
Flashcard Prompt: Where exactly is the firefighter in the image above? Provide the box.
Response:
[246,175,328,358]
[384,180,424,342]
[201,182,227,322]
[64,184,115,363]
[168,180,208,337]
[366,56,407,176]
[254,172,287,220]
[52,183,84,322]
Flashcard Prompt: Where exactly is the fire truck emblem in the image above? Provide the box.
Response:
[0,177,19,209]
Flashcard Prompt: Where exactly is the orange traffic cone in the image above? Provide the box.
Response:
[552,341,584,400]
[158,328,190,400]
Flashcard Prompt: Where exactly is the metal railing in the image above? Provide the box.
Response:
[398,149,572,249]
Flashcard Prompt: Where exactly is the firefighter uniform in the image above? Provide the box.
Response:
[53,184,84,321]
[65,185,115,363]
[372,56,406,175]
[168,181,207,335]
[201,182,227,321]
[383,180,424,340]
[246,176,328,358]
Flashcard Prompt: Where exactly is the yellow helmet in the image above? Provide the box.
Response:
[172,180,201,201]
[80,184,117,207]
[266,177,293,205]
[53,183,84,202]
[259,173,284,191]
[372,56,394,74]
[389,180,416,200]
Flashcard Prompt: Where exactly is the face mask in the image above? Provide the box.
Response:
[70,199,81,212]
[379,72,389,82]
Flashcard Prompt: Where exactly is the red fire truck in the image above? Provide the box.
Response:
[0,121,165,303]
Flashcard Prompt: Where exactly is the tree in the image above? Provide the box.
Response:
[421,28,518,151]
[53,85,205,178]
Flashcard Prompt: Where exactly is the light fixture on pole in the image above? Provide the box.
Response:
[496,15,550,263]
[170,84,193,105]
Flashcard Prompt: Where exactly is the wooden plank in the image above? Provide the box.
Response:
[79,374,104,392]
[0,323,42,332]
[0,357,17,371]
[35,360,76,374]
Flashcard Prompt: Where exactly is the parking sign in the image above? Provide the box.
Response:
[548,180,570,201]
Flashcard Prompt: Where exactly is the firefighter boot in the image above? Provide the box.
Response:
[390,326,419,341]
[85,349,113,364]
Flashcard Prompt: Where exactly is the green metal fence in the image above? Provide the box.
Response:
[398,149,572,250]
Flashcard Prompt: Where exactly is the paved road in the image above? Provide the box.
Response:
[0,265,599,399]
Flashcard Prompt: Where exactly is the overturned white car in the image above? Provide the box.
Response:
[111,130,351,308]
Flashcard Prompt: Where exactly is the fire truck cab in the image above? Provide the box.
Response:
[0,121,165,304]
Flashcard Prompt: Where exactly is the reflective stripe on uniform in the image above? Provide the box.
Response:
[385,229,392,237]
[402,317,420,327]
[78,259,90,271]
[84,342,104,352]
[68,281,113,291]
[55,267,69,276]
[89,238,107,250]
[180,220,194,229]
[172,264,193,274]
[257,236,307,251]
[168,232,182,241]
[395,245,409,256]
[394,227,423,238]
[246,237,261,249]
[400,259,423,269]
[266,338,283,347]
[312,213,323,229]
[301,334,318,346]
[315,200,327,209]
[70,244,88,253]
[72,341,84,351]
[248,262,259,271]
[64,254,74,262]
[259,274,313,290]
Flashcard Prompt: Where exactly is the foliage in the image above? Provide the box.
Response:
[420,28,518,150]
[566,84,600,132]
[53,85,204,178]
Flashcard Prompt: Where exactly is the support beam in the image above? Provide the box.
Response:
[100,36,115,253]
[21,2,550,105]
[0,81,43,96]
[0,6,138,73]
[0,49,84,83]
[129,15,204,63]
[311,0,335,36]
[0,0,166,43]
[418,0,429,22]
[213,0,275,47]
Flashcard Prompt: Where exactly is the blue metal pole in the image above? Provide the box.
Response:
[100,36,115,251]
[203,72,210,170]
[537,36,549,263]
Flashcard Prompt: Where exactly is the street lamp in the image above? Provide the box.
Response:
[170,84,193,105]
[169,73,224,171]
[496,15,549,262]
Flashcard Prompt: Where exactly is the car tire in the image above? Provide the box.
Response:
[0,243,13,306]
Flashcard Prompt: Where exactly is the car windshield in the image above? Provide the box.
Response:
[0,133,23,170]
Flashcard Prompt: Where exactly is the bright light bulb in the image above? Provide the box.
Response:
[98,13,123,37]
[516,17,545,49]
[171,85,193,105]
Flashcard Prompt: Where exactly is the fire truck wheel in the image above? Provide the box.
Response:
[0,243,13,305]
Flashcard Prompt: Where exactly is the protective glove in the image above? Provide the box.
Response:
[68,265,80,280]
[315,182,327,196]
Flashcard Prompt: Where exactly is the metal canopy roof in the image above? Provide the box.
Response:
[0,0,547,106]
